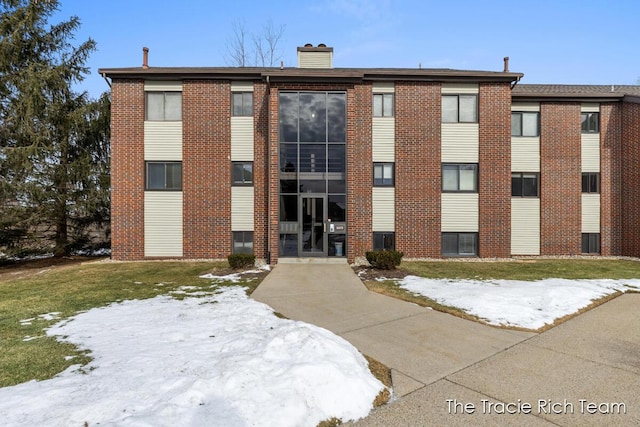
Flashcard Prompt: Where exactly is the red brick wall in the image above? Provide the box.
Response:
[267,85,280,264]
[395,82,441,257]
[540,103,582,255]
[253,82,269,262]
[110,79,145,260]
[621,101,640,256]
[182,80,231,258]
[348,83,373,262]
[600,103,622,255]
[479,83,511,257]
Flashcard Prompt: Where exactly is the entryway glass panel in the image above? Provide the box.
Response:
[301,196,325,255]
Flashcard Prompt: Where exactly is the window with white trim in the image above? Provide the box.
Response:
[232,162,253,186]
[233,231,254,254]
[511,112,539,137]
[442,94,477,123]
[581,112,599,133]
[373,93,394,117]
[442,163,478,192]
[232,92,253,116]
[373,162,394,186]
[145,92,182,121]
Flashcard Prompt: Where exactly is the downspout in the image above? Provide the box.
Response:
[101,73,112,89]
[266,74,272,265]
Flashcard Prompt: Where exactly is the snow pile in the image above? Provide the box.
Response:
[398,276,640,330]
[0,287,384,426]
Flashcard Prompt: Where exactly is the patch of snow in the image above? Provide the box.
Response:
[20,318,35,326]
[72,248,111,257]
[39,312,62,321]
[22,336,41,342]
[398,276,640,330]
[200,273,242,283]
[0,287,384,426]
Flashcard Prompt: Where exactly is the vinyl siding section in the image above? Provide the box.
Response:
[512,102,540,112]
[232,186,255,230]
[298,51,332,68]
[441,123,479,163]
[511,137,540,171]
[144,81,182,92]
[144,192,183,257]
[441,193,479,232]
[441,83,479,94]
[372,118,395,161]
[581,103,600,113]
[582,194,601,233]
[231,117,255,161]
[372,187,395,231]
[372,82,395,93]
[511,198,540,255]
[231,81,254,92]
[144,121,183,160]
[581,133,600,172]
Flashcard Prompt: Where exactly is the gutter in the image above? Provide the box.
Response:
[101,72,112,89]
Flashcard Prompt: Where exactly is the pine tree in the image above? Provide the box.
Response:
[0,0,110,257]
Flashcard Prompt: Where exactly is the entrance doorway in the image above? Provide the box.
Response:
[301,195,326,256]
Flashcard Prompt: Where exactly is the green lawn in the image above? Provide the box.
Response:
[0,260,263,388]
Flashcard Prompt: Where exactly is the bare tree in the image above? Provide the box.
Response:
[225,19,285,67]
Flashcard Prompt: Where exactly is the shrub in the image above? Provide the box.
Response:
[227,253,255,269]
[365,250,403,270]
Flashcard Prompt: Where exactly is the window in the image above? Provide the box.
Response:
[442,233,478,256]
[146,92,182,121]
[511,173,539,197]
[442,94,477,123]
[233,231,254,254]
[232,162,253,186]
[582,233,600,254]
[511,112,539,137]
[373,94,394,117]
[145,162,182,190]
[232,92,253,116]
[373,162,394,186]
[373,232,395,251]
[581,112,599,133]
[442,164,478,192]
[582,173,600,193]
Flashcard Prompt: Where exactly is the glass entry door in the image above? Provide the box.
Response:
[300,195,326,256]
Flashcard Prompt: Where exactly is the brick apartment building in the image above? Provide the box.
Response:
[99,45,640,264]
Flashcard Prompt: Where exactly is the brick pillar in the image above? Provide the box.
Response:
[267,85,280,264]
[182,80,231,258]
[621,102,640,256]
[395,82,441,258]
[253,82,269,262]
[110,79,145,260]
[479,83,511,257]
[347,83,373,262]
[540,103,581,255]
[600,103,622,255]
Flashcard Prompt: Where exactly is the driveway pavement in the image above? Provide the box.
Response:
[251,261,640,426]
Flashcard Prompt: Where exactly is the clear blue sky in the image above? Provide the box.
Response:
[54,0,640,98]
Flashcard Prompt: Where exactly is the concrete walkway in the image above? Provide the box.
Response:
[252,262,640,426]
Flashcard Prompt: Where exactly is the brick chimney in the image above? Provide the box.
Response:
[297,44,333,68]
[142,47,149,69]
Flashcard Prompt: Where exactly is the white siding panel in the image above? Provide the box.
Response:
[442,83,479,94]
[231,81,254,92]
[144,192,183,257]
[372,82,395,93]
[441,193,479,232]
[372,118,395,162]
[581,103,600,113]
[144,81,182,91]
[372,188,395,231]
[511,137,540,171]
[144,122,183,160]
[581,134,600,172]
[231,117,254,161]
[582,194,601,233]
[298,52,332,68]
[511,198,540,255]
[511,102,540,112]
[232,187,255,230]
[441,123,479,163]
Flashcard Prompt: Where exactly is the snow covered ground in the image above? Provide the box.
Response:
[0,284,385,427]
[397,276,640,330]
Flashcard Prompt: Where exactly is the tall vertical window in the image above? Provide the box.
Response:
[511,173,539,197]
[511,112,539,137]
[373,93,394,117]
[145,92,182,121]
[442,164,478,192]
[581,173,600,193]
[581,112,599,133]
[442,95,477,123]
[145,162,182,190]
[232,162,253,186]
[232,92,253,116]
[373,162,394,186]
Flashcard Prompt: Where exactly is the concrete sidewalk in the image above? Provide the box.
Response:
[252,262,640,426]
